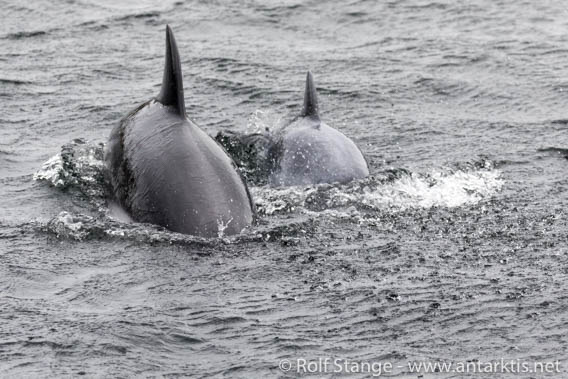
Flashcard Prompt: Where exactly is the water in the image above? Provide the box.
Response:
[2,0,568,377]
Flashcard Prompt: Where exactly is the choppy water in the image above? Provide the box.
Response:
[2,0,568,377]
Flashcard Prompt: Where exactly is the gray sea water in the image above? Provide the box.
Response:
[2,0,568,377]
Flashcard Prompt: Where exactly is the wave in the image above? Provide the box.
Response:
[33,139,503,243]
[252,160,503,216]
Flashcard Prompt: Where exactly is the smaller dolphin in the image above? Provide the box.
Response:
[215,72,370,187]
[267,72,370,186]
[105,26,255,237]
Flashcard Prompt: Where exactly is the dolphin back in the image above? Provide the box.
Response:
[269,71,369,186]
[105,26,255,237]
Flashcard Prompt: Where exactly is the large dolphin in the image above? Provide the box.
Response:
[267,72,370,186]
[105,26,255,237]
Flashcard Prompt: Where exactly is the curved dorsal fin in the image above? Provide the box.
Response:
[300,71,319,119]
[156,25,186,116]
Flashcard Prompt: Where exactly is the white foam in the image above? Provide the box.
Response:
[359,169,504,210]
[32,153,67,187]
[252,186,317,215]
[245,109,285,134]
[217,217,234,239]
[48,211,90,240]
[252,168,504,216]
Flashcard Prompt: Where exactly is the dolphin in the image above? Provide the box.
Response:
[267,71,370,186]
[105,26,255,237]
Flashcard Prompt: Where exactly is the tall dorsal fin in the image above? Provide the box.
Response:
[300,71,319,119]
[156,25,186,116]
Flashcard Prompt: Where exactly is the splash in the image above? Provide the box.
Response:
[34,139,504,244]
[252,186,317,215]
[43,210,216,247]
[33,139,108,210]
[245,109,285,134]
[47,211,91,240]
[216,217,233,239]
[33,139,105,190]
[33,153,67,188]
[359,169,503,209]
[252,163,504,216]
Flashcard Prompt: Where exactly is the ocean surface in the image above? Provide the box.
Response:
[2,0,568,377]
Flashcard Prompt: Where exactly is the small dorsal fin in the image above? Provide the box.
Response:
[156,25,186,116]
[300,71,319,119]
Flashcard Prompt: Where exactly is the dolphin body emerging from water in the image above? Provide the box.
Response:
[267,72,370,186]
[216,72,370,187]
[105,26,255,237]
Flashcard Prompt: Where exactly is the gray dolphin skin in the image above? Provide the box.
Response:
[105,26,255,237]
[269,72,370,186]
